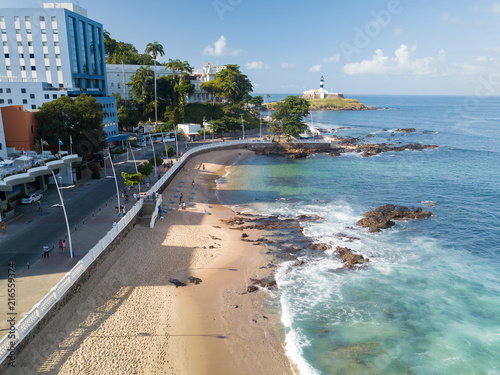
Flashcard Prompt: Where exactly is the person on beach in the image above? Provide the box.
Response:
[182,202,186,210]
[62,240,66,253]
[192,180,195,187]
[179,193,183,204]
[202,164,205,170]
[58,239,63,253]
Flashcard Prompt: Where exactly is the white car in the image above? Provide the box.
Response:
[20,193,43,204]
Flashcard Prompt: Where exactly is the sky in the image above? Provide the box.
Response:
[3,0,500,95]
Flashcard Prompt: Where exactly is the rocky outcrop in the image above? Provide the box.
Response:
[357,204,432,232]
[335,246,369,268]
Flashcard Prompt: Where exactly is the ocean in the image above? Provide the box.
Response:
[217,95,500,375]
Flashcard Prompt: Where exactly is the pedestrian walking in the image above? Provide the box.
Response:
[179,193,183,204]
[146,182,150,189]
[42,245,49,257]
[158,173,161,181]
[133,193,137,201]
[62,240,67,253]
[38,200,42,212]
[58,239,63,253]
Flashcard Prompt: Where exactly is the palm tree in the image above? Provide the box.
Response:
[145,41,165,128]
[129,66,153,112]
[114,42,133,100]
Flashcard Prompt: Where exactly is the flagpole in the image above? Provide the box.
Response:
[58,140,61,159]
[70,136,73,155]
[41,139,45,166]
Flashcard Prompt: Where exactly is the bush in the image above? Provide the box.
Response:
[91,170,100,179]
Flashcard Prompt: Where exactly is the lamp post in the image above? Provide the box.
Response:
[52,171,74,258]
[59,176,63,200]
[127,141,140,193]
[174,125,179,160]
[107,148,121,214]
[241,114,245,140]
[149,134,157,176]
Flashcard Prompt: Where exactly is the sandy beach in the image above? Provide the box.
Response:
[5,149,293,375]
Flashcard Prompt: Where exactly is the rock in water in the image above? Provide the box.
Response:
[335,246,369,268]
[169,278,186,287]
[357,204,432,232]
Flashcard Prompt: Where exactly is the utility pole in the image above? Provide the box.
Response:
[241,114,245,140]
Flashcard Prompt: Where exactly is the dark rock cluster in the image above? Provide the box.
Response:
[356,204,432,232]
[335,246,369,268]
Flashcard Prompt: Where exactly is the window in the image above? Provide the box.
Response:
[42,42,47,46]
[15,29,20,34]
[6,88,10,93]
[0,16,4,22]
[1,29,5,34]
[55,54,60,59]
[51,16,56,22]
[4,53,8,58]
[0,100,3,104]
[57,66,62,71]
[39,16,45,22]
[7,99,12,104]
[28,42,32,47]
[41,29,46,34]
[111,82,113,88]
[3,42,7,46]
[17,41,22,46]
[45,66,50,71]
[21,88,26,93]
[6,66,11,71]
[54,42,59,47]
[44,54,48,58]
[19,53,24,58]
[30,94,35,99]
[25,16,30,22]
[21,66,26,71]
[52,94,57,99]
[53,29,58,34]
[31,66,36,70]
[14,16,19,22]
[0,89,3,93]
[29,53,34,58]
[44,94,49,99]
[26,29,31,34]
[23,99,27,104]
[31,105,36,109]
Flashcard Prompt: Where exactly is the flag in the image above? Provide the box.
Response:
[59,139,63,146]
[41,139,49,146]
[23,149,27,156]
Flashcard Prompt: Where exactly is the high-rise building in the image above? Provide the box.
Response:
[0,2,119,140]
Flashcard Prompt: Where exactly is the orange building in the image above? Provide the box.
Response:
[1,105,38,151]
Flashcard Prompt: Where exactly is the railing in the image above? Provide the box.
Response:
[0,138,278,364]
[149,194,162,228]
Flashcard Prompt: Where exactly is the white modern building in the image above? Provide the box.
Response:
[106,62,226,104]
[0,2,119,140]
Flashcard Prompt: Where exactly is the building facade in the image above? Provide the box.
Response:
[0,2,118,142]
[106,62,226,105]
[302,76,344,100]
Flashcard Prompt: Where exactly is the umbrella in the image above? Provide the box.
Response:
[15,155,33,161]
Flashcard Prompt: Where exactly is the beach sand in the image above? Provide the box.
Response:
[6,150,293,375]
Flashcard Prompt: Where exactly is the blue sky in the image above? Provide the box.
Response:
[4,0,500,95]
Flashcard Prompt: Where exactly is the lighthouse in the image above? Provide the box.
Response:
[320,76,324,90]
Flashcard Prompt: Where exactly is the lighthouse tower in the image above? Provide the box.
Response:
[320,76,325,90]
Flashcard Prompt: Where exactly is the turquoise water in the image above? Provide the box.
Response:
[218,95,500,375]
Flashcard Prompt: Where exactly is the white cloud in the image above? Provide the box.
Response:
[280,62,296,69]
[245,61,270,70]
[341,45,437,77]
[393,27,403,35]
[308,64,322,72]
[322,53,340,63]
[491,3,500,13]
[438,49,446,62]
[203,35,241,56]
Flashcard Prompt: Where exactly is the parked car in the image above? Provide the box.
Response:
[20,193,43,204]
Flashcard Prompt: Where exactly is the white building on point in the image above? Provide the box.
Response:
[302,76,344,100]
[0,2,119,141]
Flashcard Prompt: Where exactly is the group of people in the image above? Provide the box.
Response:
[57,239,67,253]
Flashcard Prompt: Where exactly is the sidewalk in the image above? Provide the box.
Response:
[0,172,138,334]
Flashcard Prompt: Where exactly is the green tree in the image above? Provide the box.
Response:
[282,117,308,138]
[137,162,153,181]
[249,95,264,106]
[128,66,154,115]
[200,79,221,105]
[162,145,175,158]
[265,94,270,103]
[272,95,310,121]
[113,94,140,131]
[121,171,143,191]
[35,94,106,159]
[145,41,165,127]
[112,42,135,99]
[213,64,252,103]
[149,153,164,166]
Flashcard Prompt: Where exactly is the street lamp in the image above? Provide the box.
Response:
[59,176,63,200]
[149,134,157,176]
[52,171,74,258]
[127,140,140,193]
[107,148,121,215]
[241,114,245,140]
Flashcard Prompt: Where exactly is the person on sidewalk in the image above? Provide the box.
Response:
[62,240,66,253]
[43,245,49,257]
[58,239,63,253]
[38,200,42,212]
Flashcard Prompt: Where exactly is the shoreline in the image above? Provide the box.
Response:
[5,149,293,375]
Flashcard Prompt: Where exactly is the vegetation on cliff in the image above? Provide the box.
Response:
[265,97,373,111]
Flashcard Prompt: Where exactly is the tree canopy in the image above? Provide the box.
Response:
[35,94,106,158]
[271,95,310,139]
[201,64,252,104]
